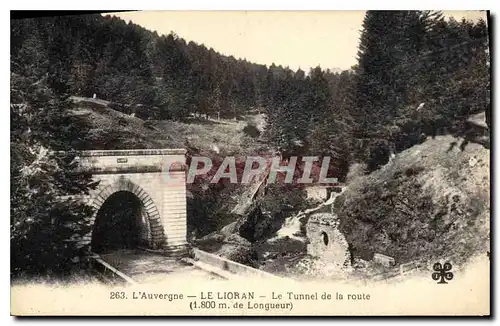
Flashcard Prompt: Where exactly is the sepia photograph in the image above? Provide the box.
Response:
[9,9,491,316]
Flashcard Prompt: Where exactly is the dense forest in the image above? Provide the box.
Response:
[10,11,490,277]
[11,13,350,120]
[11,11,490,169]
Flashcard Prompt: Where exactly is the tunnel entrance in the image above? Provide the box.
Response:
[91,191,145,253]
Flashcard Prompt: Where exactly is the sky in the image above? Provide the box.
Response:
[109,10,487,72]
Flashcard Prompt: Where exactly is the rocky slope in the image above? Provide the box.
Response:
[212,122,490,281]
[335,131,490,271]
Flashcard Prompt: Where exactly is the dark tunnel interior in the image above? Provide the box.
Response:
[91,191,143,253]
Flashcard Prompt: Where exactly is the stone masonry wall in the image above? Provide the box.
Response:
[79,150,187,251]
[306,212,351,269]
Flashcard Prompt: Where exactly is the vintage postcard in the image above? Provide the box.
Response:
[10,10,491,316]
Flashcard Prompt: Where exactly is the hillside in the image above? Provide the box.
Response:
[11,11,490,288]
[74,96,490,278]
[250,124,490,281]
[76,97,490,276]
[335,129,490,269]
[71,97,265,155]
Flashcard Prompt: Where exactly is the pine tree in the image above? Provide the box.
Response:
[305,66,333,129]
[351,11,428,169]
[11,65,97,277]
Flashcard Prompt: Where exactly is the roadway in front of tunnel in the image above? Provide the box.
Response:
[98,249,227,284]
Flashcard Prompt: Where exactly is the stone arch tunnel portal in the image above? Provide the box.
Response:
[78,149,188,255]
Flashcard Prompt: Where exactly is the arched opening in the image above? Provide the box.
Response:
[91,191,146,253]
[321,231,329,246]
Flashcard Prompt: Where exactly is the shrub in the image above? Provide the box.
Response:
[243,123,261,138]
[366,139,392,172]
[117,117,128,127]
